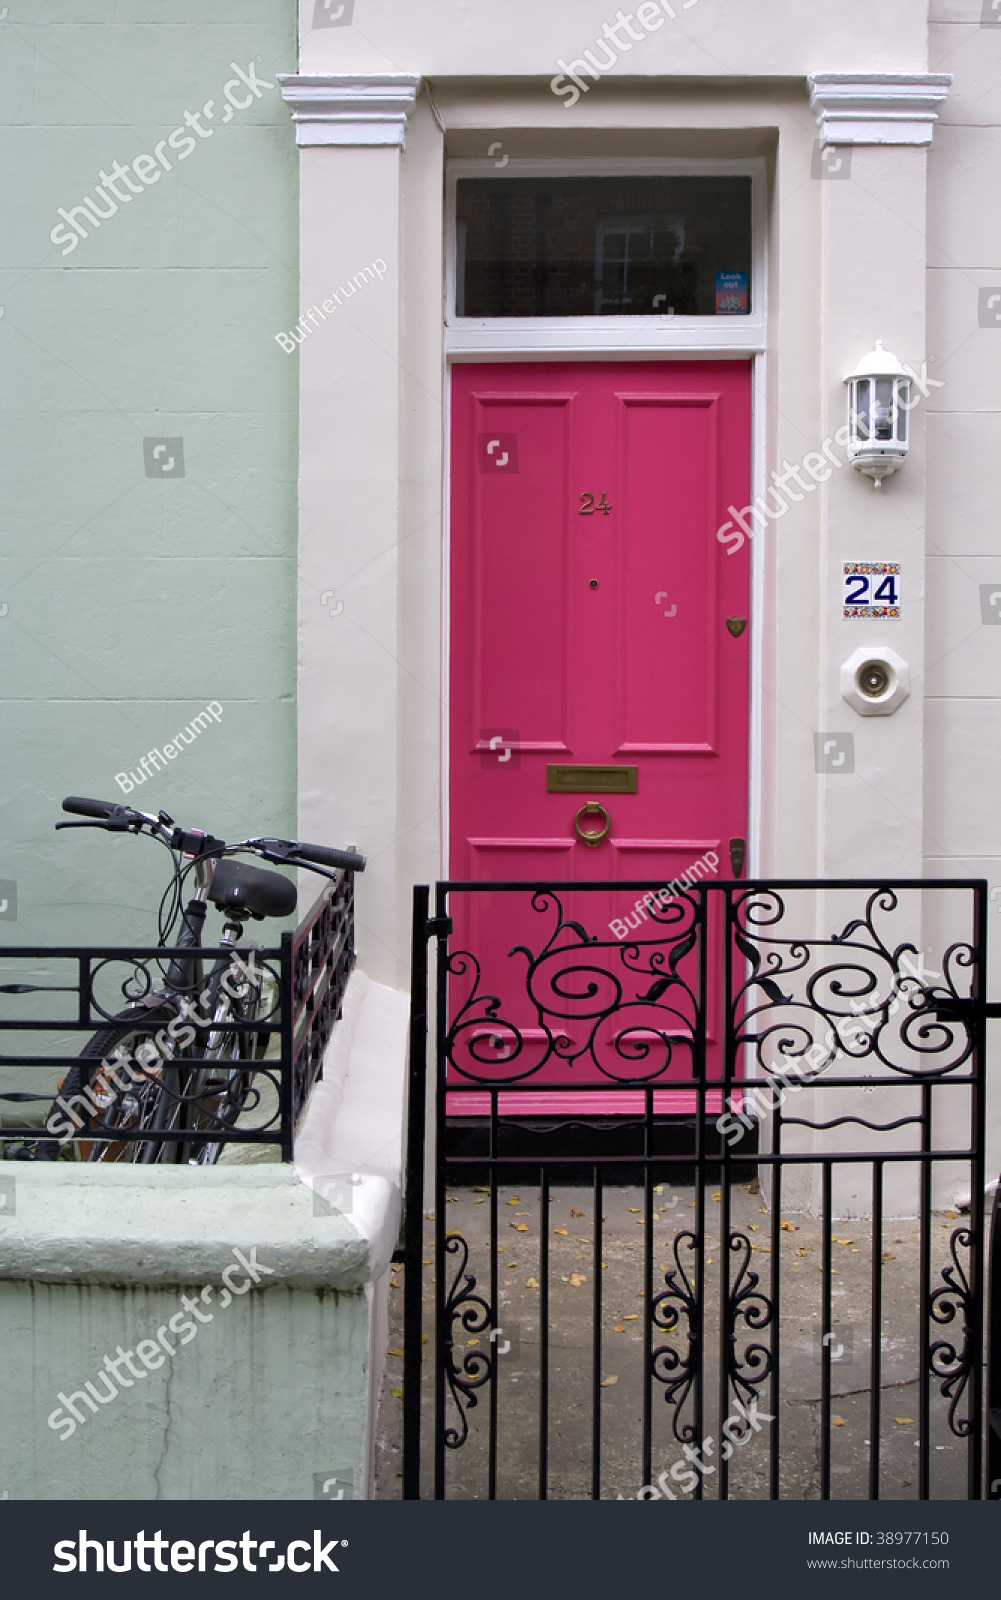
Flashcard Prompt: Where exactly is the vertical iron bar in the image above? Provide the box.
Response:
[592,1167,603,1500]
[869,1160,884,1501]
[821,1160,832,1500]
[278,929,294,1162]
[693,883,709,1499]
[918,1087,931,1501]
[488,1087,499,1502]
[402,885,430,1500]
[433,884,449,1501]
[769,1135,782,1501]
[969,881,987,1500]
[987,1181,1001,1499]
[642,1086,654,1492]
[539,1167,550,1500]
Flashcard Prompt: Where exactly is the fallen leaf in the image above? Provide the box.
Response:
[474,1198,485,1205]
[526,1277,540,1289]
[759,1207,768,1214]
[467,1338,480,1347]
[882,1253,896,1262]
[422,1258,433,1266]
[832,1417,845,1427]
[425,1212,435,1221]
[636,1290,645,1298]
[389,1348,404,1357]
[446,1196,458,1204]
[851,1248,860,1253]
[421,1334,428,1344]
[653,1185,664,1194]
[473,1186,490,1194]
[781,1221,799,1232]
[511,1223,529,1232]
[796,1249,807,1257]
[507,1198,521,1206]
[507,1261,517,1268]
[837,1238,853,1245]
[600,1375,618,1388]
[613,1324,627,1333]
[570,1273,587,1287]
[628,1208,641,1214]
[749,1224,760,1230]
[390,1279,398,1288]
[895,1417,914,1426]
[712,1193,721,1203]
[706,1258,713,1265]
[689,1201,697,1209]
[601,1262,608,1269]
[554,1227,568,1236]
[945,1210,959,1219]
[623,1313,638,1321]
[571,1210,584,1218]
[391,1388,404,1400]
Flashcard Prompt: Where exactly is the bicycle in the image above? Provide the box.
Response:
[3,795,365,1166]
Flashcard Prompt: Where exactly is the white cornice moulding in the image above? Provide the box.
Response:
[808,73,953,146]
[277,73,422,147]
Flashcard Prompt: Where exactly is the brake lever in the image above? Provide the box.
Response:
[55,820,141,834]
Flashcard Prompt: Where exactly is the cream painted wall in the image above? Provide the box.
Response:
[298,0,930,78]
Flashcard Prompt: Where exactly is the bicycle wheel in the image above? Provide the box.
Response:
[181,988,263,1166]
[60,1006,187,1165]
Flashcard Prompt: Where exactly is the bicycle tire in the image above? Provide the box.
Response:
[61,1006,185,1165]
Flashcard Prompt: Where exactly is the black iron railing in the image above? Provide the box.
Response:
[0,871,357,1163]
[404,878,1001,1501]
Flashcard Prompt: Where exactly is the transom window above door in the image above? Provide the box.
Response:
[454,174,752,318]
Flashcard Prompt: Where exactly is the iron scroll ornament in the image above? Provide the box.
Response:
[928,1227,977,1439]
[651,1230,701,1444]
[730,886,977,1085]
[444,888,703,1087]
[441,1233,493,1451]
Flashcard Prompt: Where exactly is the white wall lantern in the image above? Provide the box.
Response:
[843,342,911,488]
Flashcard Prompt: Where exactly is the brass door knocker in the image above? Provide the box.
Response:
[573,801,611,848]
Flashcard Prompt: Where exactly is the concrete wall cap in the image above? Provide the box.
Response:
[0,1165,371,1290]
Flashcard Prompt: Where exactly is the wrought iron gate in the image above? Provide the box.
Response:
[403,878,999,1500]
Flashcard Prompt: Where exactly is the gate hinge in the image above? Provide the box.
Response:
[426,916,453,939]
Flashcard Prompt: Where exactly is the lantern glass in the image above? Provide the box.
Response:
[896,378,908,442]
[852,378,871,442]
[873,377,894,440]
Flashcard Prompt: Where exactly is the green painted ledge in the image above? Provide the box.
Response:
[0,1165,371,1291]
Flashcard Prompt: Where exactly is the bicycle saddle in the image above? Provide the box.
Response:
[207,858,297,920]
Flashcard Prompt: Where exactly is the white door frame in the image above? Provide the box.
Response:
[441,155,770,880]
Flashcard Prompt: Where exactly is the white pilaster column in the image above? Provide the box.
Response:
[279,74,420,985]
[807,74,951,880]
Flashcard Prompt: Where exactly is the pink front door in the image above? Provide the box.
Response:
[448,360,751,1111]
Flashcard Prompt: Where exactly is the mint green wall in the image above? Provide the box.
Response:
[0,1,298,951]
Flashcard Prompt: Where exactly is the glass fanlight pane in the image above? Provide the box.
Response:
[454,175,752,317]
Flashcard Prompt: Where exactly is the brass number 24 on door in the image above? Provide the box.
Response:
[579,492,612,515]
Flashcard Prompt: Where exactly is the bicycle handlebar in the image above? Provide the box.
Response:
[62,795,128,820]
[59,799,365,875]
[285,841,366,873]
